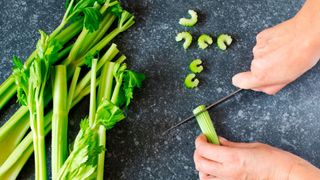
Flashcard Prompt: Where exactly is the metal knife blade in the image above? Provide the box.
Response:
[162,89,243,136]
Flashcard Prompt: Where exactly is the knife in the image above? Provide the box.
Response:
[162,88,244,136]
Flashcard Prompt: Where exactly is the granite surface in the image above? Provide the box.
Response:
[1,0,320,179]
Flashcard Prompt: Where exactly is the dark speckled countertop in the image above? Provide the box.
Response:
[1,0,320,179]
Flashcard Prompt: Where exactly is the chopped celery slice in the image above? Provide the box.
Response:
[184,73,199,89]
[179,10,198,27]
[198,34,213,49]
[189,59,203,73]
[217,34,233,50]
[176,32,193,49]
[193,105,220,145]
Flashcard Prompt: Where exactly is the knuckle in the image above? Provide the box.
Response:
[252,46,259,55]
[251,62,268,81]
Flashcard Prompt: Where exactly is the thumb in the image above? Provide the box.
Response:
[232,71,269,89]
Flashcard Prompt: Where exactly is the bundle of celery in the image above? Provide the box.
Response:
[0,0,144,179]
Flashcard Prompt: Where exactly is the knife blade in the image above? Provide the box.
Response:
[162,89,243,136]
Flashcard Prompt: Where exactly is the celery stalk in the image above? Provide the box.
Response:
[52,65,68,178]
[0,20,82,111]
[193,105,220,145]
[96,62,116,180]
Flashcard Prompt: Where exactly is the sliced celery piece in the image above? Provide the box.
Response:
[176,32,193,49]
[184,73,199,89]
[198,34,213,49]
[189,59,203,73]
[217,34,233,50]
[179,10,198,27]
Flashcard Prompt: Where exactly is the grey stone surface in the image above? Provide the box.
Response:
[1,0,320,179]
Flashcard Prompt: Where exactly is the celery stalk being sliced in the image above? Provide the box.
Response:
[193,105,220,145]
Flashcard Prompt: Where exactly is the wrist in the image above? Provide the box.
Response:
[295,0,320,35]
[288,159,320,180]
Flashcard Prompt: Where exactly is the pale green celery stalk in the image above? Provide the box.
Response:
[89,59,98,127]
[71,77,101,108]
[0,63,102,179]
[97,62,115,104]
[49,0,76,39]
[65,0,118,66]
[0,81,17,112]
[52,65,68,178]
[0,20,82,111]
[73,44,119,97]
[0,112,52,180]
[79,14,116,55]
[0,107,29,165]
[115,55,127,64]
[0,86,53,166]
[67,67,81,110]
[96,62,115,180]
[34,80,48,180]
[0,48,73,166]
[56,44,74,62]
[111,69,124,104]
[68,11,115,62]
[73,11,135,67]
[193,105,220,145]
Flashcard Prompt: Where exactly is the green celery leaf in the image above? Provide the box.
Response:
[12,56,29,106]
[84,51,99,68]
[82,7,102,32]
[46,39,63,64]
[122,70,145,107]
[96,99,125,130]
[58,118,104,179]
[68,0,104,32]
[107,1,123,17]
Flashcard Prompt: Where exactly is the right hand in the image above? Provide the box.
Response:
[232,1,320,95]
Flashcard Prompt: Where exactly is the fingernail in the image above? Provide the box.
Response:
[219,136,228,142]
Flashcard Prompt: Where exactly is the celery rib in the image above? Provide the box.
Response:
[193,105,220,145]
[52,65,68,178]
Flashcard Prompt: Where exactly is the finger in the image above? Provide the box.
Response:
[259,84,287,95]
[255,28,273,48]
[232,71,271,89]
[194,150,223,176]
[199,172,220,180]
[219,137,260,148]
[199,172,213,180]
[195,135,232,162]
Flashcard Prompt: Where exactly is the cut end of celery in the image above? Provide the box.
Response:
[193,105,220,145]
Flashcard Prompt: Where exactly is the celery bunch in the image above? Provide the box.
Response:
[0,0,143,179]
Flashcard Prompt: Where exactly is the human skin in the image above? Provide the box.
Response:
[194,135,320,180]
[193,0,320,179]
[232,0,320,94]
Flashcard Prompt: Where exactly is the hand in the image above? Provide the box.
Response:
[232,0,320,95]
[193,135,320,180]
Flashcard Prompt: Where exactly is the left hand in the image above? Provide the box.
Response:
[193,134,320,180]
